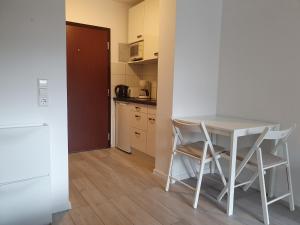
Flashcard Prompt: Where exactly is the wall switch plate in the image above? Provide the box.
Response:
[38,79,49,107]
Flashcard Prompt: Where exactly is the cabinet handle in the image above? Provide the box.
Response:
[137,34,143,39]
[149,118,155,121]
[135,115,141,118]
[135,106,141,111]
[135,131,141,135]
[154,52,159,57]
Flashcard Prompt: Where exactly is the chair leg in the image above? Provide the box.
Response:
[268,167,276,198]
[243,172,258,191]
[210,161,216,174]
[165,153,175,192]
[286,164,295,211]
[193,146,208,208]
[214,156,227,186]
[256,148,270,225]
[284,143,295,211]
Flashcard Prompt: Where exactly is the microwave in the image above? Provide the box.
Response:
[129,41,144,61]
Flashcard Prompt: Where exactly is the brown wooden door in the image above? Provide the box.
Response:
[67,22,110,153]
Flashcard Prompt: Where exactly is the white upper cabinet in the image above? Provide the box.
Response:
[128,1,145,44]
[128,0,160,61]
[143,0,160,60]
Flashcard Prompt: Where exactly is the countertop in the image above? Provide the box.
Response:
[113,97,157,106]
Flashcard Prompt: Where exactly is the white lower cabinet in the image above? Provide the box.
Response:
[0,125,51,225]
[146,114,156,157]
[115,101,156,157]
[0,176,51,225]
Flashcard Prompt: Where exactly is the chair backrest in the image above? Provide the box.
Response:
[172,119,213,145]
[254,125,296,157]
[264,124,296,143]
[172,119,203,145]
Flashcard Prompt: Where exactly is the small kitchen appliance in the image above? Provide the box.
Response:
[115,85,129,98]
[129,41,144,61]
[138,80,151,99]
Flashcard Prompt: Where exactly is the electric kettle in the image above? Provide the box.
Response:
[115,85,129,98]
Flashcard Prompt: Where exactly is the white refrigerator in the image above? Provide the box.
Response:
[115,102,131,153]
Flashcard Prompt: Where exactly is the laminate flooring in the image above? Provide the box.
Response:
[53,148,300,225]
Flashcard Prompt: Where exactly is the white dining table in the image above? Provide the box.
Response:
[175,115,280,216]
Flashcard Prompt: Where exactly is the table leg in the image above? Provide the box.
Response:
[268,125,280,197]
[227,132,237,216]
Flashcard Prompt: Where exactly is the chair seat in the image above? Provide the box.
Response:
[176,141,225,159]
[225,148,287,169]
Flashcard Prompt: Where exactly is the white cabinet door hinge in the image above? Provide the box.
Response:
[107,89,110,97]
[108,133,110,141]
[107,42,110,50]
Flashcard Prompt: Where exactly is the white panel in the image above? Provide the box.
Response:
[116,102,131,152]
[0,176,51,225]
[0,125,50,185]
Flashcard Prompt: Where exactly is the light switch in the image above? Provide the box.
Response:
[38,79,48,88]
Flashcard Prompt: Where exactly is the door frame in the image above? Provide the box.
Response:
[66,21,111,148]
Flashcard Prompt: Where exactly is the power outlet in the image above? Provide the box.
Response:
[39,96,48,106]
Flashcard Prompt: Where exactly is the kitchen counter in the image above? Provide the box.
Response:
[113,97,157,106]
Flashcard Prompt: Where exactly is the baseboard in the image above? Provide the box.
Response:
[68,201,72,210]
[153,169,167,179]
[52,200,72,214]
[153,168,211,182]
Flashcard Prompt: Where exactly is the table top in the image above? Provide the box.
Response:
[175,115,279,136]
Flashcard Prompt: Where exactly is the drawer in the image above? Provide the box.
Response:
[148,106,156,115]
[130,128,147,153]
[130,112,148,130]
[147,115,156,157]
[131,104,148,113]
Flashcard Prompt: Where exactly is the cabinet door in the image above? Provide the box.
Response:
[143,0,160,60]
[128,2,145,44]
[0,176,51,225]
[115,102,131,153]
[146,114,156,157]
[0,125,50,185]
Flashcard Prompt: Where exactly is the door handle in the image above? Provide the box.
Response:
[137,34,143,39]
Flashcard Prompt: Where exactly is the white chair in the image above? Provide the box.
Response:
[165,119,227,208]
[218,125,296,225]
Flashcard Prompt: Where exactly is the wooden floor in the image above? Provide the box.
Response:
[53,148,300,225]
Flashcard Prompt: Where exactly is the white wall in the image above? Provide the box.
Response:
[0,0,69,213]
[217,0,300,206]
[155,0,223,176]
[154,0,177,175]
[172,0,223,118]
[66,0,130,62]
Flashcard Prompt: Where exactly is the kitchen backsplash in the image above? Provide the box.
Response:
[111,62,158,99]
